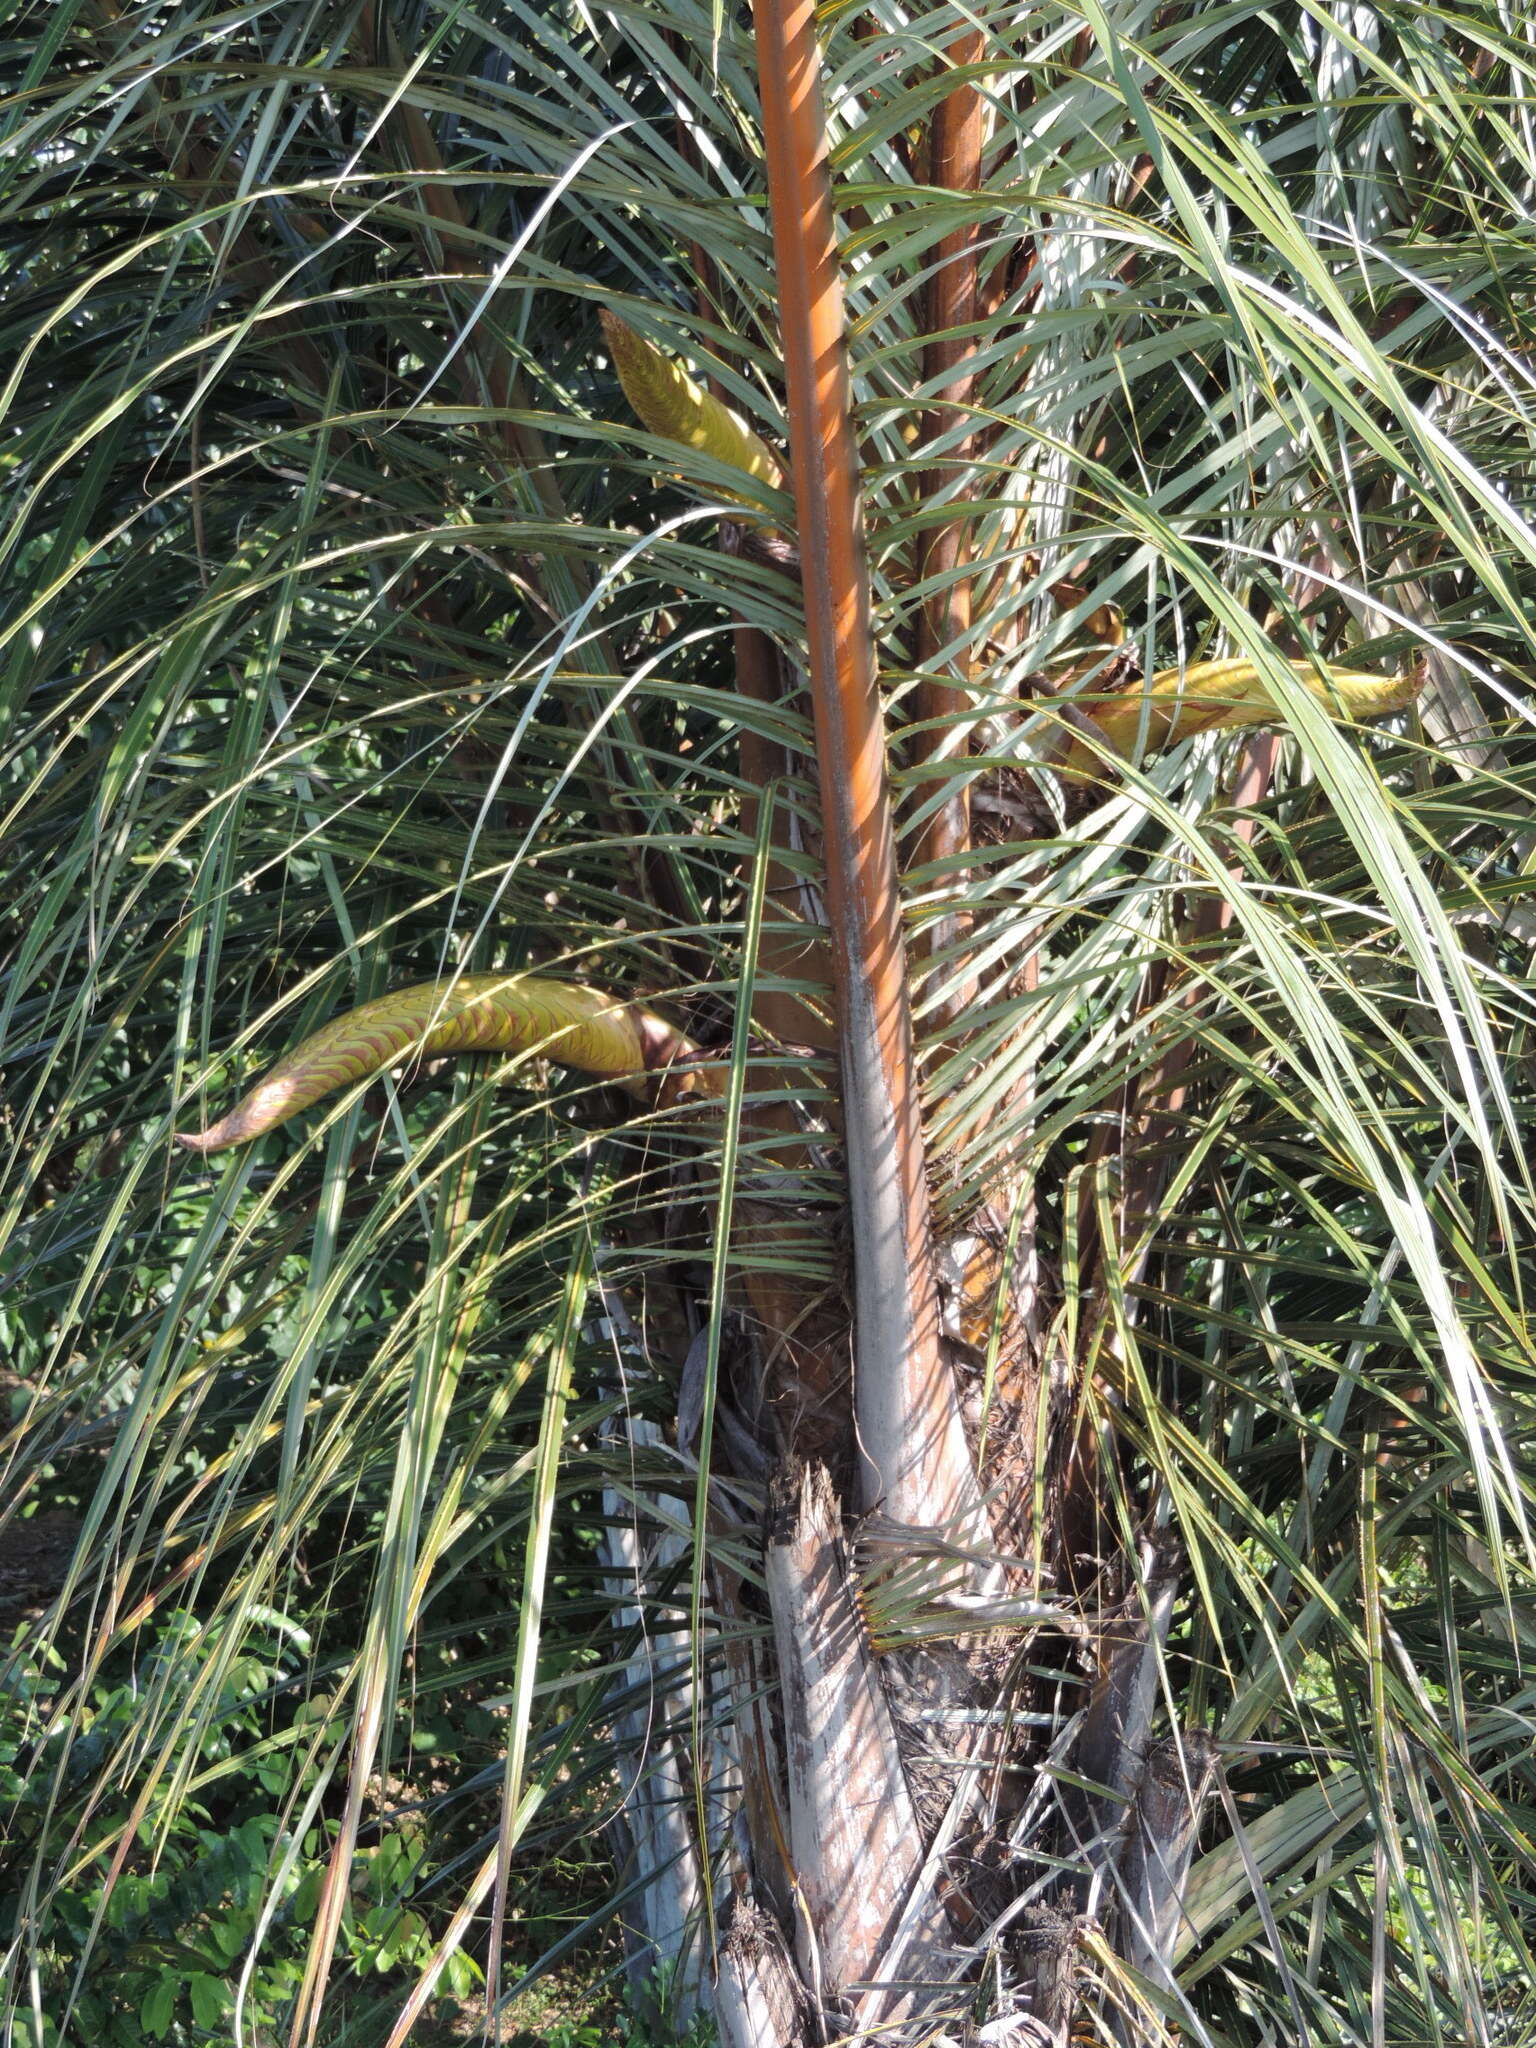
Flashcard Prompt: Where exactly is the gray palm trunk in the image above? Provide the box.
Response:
[602,1274,1216,2044]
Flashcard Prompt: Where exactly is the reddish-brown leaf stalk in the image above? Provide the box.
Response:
[751,0,979,1537]
[914,29,985,1018]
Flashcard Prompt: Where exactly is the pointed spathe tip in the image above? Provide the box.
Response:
[175,1127,225,1154]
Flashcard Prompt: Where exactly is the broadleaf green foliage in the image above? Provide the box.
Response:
[4,0,1536,2042]
[0,1618,482,2047]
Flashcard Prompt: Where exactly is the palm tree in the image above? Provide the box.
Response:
[5,0,1536,2044]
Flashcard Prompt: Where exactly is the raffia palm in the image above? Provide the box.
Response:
[4,1,1536,2045]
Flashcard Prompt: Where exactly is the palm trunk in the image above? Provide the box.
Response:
[593,11,1226,2045]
